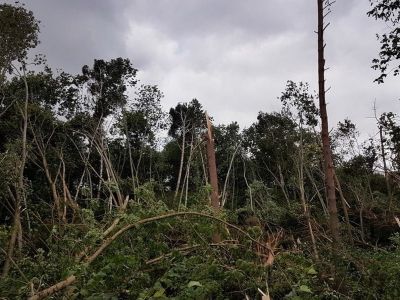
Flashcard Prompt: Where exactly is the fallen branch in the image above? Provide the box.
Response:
[30,275,77,300]
[145,244,200,265]
[145,240,241,265]
[29,211,271,300]
[75,199,129,263]
[85,211,270,264]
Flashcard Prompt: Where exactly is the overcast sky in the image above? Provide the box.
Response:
[15,0,400,136]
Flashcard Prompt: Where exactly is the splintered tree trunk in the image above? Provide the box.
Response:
[205,112,219,210]
[317,0,340,243]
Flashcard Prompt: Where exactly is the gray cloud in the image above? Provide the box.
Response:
[11,0,400,137]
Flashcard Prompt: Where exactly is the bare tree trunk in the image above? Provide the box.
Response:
[222,143,240,207]
[179,165,188,208]
[205,113,219,210]
[97,148,104,200]
[242,157,253,212]
[200,147,208,185]
[231,165,236,209]
[317,0,340,243]
[174,124,186,200]
[95,139,124,208]
[127,139,136,197]
[184,139,194,207]
[135,147,143,188]
[185,164,190,207]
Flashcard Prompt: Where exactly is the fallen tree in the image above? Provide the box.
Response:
[29,211,272,300]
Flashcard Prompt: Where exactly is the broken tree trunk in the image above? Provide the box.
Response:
[205,112,219,210]
[317,0,340,243]
[205,112,221,243]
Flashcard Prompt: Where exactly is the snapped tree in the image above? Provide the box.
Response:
[317,0,340,243]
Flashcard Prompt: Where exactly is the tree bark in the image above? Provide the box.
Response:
[205,112,220,243]
[317,0,340,243]
[205,112,219,210]
[29,275,77,300]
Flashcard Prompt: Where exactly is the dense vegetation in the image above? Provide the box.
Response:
[1,1,400,299]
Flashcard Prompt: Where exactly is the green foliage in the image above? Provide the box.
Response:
[368,0,400,82]
[280,80,319,127]
[76,57,137,119]
[138,255,266,300]
[134,181,159,204]
[168,99,205,140]
[243,111,298,192]
[0,2,40,73]
[81,255,150,299]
